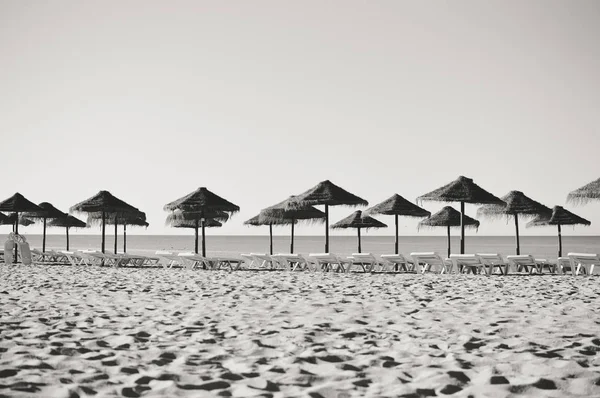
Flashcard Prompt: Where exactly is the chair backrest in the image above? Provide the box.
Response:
[567,253,600,265]
[19,242,32,265]
[274,254,303,262]
[476,253,505,265]
[351,253,378,263]
[410,252,444,265]
[381,254,408,264]
[449,254,482,266]
[309,253,339,263]
[250,253,273,262]
[506,255,536,265]
[4,240,14,265]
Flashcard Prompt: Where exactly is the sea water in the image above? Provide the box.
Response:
[2,234,599,260]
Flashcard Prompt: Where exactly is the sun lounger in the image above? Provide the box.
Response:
[506,255,552,274]
[19,242,33,266]
[308,253,352,273]
[556,257,573,275]
[380,254,412,272]
[3,239,14,265]
[208,256,245,271]
[567,253,600,276]
[249,253,281,269]
[272,253,314,271]
[449,254,489,275]
[348,253,381,273]
[121,254,160,267]
[476,253,509,275]
[155,251,187,268]
[410,252,450,274]
[178,252,209,269]
[60,251,87,266]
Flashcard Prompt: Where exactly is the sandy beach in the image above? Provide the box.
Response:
[0,266,599,398]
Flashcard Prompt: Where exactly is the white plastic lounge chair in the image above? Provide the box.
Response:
[155,251,187,268]
[308,253,352,273]
[18,242,33,266]
[506,255,551,274]
[208,256,245,271]
[60,251,86,266]
[380,254,412,272]
[241,253,258,268]
[3,239,14,265]
[121,254,160,267]
[449,254,489,275]
[556,257,573,275]
[348,253,381,273]
[178,252,209,269]
[248,253,280,270]
[567,253,600,276]
[410,252,450,274]
[272,254,314,271]
[476,253,509,275]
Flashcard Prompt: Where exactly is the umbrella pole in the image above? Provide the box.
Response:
[395,214,399,255]
[269,224,273,255]
[14,212,19,263]
[194,219,199,254]
[325,204,329,253]
[66,226,70,251]
[447,225,451,258]
[42,217,47,253]
[357,227,361,253]
[290,221,295,254]
[123,224,127,253]
[114,221,118,254]
[514,213,520,255]
[101,211,106,253]
[460,201,465,254]
[201,218,206,257]
[557,224,562,258]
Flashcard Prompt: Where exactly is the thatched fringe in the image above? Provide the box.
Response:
[164,187,240,214]
[48,215,87,229]
[477,191,551,221]
[567,178,600,205]
[365,194,431,218]
[418,176,504,206]
[331,210,387,231]
[418,206,480,231]
[286,180,368,209]
[70,191,139,215]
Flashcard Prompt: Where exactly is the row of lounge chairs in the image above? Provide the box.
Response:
[2,248,599,275]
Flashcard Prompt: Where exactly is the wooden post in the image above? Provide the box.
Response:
[194,218,199,254]
[101,211,106,253]
[201,217,206,257]
[114,221,118,254]
[460,201,465,254]
[290,221,295,254]
[14,212,19,263]
[557,224,562,258]
[123,224,127,253]
[394,214,399,255]
[269,224,273,255]
[325,204,329,253]
[42,217,47,253]
[447,225,451,258]
[66,226,70,251]
[514,213,520,255]
[357,227,361,253]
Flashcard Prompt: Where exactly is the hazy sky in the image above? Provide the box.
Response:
[1,1,599,236]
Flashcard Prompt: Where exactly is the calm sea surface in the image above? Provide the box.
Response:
[2,234,599,260]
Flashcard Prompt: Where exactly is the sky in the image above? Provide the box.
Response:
[1,1,599,237]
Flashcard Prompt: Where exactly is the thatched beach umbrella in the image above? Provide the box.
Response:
[286,180,368,253]
[419,206,480,258]
[22,202,67,253]
[331,210,387,253]
[165,208,230,255]
[567,177,600,205]
[418,176,503,254]
[173,218,223,229]
[244,214,294,255]
[259,196,325,253]
[47,215,87,251]
[164,187,239,256]
[477,191,551,255]
[365,194,431,254]
[88,210,148,253]
[527,206,591,257]
[0,193,42,262]
[70,191,139,253]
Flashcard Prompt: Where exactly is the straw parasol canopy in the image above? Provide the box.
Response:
[164,187,239,255]
[87,210,148,253]
[418,176,503,254]
[286,180,368,252]
[365,194,431,254]
[527,206,591,257]
[331,210,387,253]
[244,214,294,255]
[477,191,551,255]
[172,218,223,229]
[567,177,600,205]
[0,212,12,225]
[259,196,325,253]
[47,215,87,251]
[22,202,67,253]
[70,191,140,253]
[418,206,480,258]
